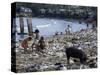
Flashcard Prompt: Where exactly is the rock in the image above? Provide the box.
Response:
[54,63,67,70]
[69,59,75,64]
[25,64,40,72]
[89,62,97,68]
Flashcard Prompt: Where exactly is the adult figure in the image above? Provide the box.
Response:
[35,29,40,39]
[65,25,72,34]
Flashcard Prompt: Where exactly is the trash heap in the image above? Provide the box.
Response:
[15,28,97,72]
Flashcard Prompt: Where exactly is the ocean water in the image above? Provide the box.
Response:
[15,17,92,40]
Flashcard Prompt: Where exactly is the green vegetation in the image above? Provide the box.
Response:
[15,2,97,20]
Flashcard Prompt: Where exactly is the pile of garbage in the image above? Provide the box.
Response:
[15,28,97,72]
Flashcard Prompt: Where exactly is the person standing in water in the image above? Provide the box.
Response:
[87,23,89,28]
[65,25,72,34]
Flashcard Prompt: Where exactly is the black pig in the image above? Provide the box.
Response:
[65,47,87,64]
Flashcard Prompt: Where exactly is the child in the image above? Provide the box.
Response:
[21,37,32,52]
